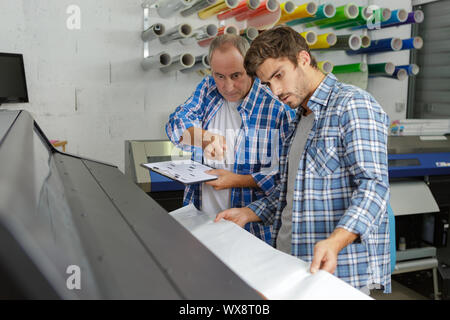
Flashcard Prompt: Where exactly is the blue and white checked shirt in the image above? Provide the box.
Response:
[248,73,391,292]
[166,76,295,243]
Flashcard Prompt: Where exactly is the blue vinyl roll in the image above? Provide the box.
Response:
[346,37,402,55]
[401,37,423,50]
[395,64,419,76]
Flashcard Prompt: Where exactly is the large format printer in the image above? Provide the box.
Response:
[0,110,261,299]
[388,135,450,299]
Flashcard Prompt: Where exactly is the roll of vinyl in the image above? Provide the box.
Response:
[327,34,361,51]
[180,0,217,17]
[368,62,395,76]
[180,54,210,73]
[395,64,420,76]
[198,0,239,19]
[241,27,259,42]
[390,68,408,80]
[246,3,281,29]
[157,0,193,18]
[318,5,370,29]
[332,62,367,74]
[235,0,279,21]
[159,24,193,44]
[318,60,333,74]
[141,23,165,42]
[309,32,336,50]
[300,31,317,46]
[384,10,424,28]
[217,0,260,20]
[306,3,358,28]
[141,52,172,70]
[360,35,371,48]
[352,8,407,30]
[346,37,403,55]
[197,24,238,47]
[401,36,423,50]
[192,24,219,41]
[278,1,317,24]
[286,3,335,26]
[160,53,195,73]
[280,1,295,15]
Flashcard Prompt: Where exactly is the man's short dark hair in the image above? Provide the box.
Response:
[244,25,318,77]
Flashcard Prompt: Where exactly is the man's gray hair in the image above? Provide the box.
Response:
[208,34,250,64]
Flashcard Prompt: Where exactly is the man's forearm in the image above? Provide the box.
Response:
[328,227,359,253]
[233,174,258,188]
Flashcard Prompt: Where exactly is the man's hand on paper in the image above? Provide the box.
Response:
[205,169,239,190]
[214,207,261,228]
[310,228,359,274]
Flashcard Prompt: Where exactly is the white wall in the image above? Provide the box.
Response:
[1,0,413,172]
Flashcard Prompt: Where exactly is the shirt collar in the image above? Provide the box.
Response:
[306,73,337,114]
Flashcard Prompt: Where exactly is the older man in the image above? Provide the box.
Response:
[215,26,391,294]
[166,34,295,244]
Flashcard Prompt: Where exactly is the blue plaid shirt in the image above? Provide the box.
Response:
[166,76,295,243]
[248,73,391,292]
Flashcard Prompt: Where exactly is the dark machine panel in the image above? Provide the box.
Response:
[0,110,261,300]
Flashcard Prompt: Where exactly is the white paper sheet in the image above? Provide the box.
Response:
[169,204,372,300]
[142,160,217,185]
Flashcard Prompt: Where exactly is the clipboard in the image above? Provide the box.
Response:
[141,160,218,185]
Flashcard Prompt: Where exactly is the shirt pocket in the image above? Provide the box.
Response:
[306,137,340,177]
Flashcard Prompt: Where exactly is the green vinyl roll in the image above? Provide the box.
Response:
[368,62,394,76]
[306,4,358,28]
[332,62,367,74]
[317,6,368,29]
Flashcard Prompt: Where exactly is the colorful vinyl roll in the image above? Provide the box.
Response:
[318,61,333,74]
[327,34,361,51]
[395,64,420,76]
[240,27,259,42]
[217,0,260,20]
[278,1,317,23]
[180,54,210,73]
[332,62,367,74]
[157,0,193,18]
[235,0,279,21]
[346,37,403,55]
[300,31,317,46]
[141,52,172,70]
[286,3,335,26]
[382,10,424,28]
[306,3,359,28]
[246,2,281,29]
[160,53,195,73]
[141,23,165,42]
[353,8,407,30]
[318,6,370,29]
[198,0,239,19]
[400,37,423,50]
[159,24,193,44]
[389,68,408,80]
[368,62,395,76]
[309,32,336,50]
[180,0,217,17]
[280,1,296,15]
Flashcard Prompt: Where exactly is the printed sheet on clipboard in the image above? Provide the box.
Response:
[141,160,218,185]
